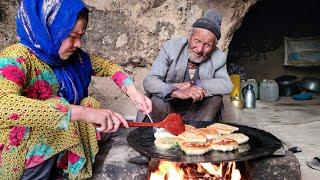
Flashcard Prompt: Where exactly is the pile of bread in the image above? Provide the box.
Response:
[154,123,249,155]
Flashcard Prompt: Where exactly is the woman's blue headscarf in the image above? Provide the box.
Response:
[16,0,93,104]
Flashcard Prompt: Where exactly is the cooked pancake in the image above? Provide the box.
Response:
[185,124,196,131]
[154,137,181,150]
[177,129,207,143]
[221,133,249,144]
[199,128,220,140]
[210,138,238,152]
[206,123,239,134]
[179,141,212,155]
[154,128,177,139]
[237,143,251,153]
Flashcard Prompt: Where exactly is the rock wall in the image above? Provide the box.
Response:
[228,0,320,81]
[0,0,257,117]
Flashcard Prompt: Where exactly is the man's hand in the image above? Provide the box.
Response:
[188,86,206,102]
[71,105,129,133]
[173,82,193,90]
[171,86,206,102]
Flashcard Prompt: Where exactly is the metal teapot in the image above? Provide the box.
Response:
[242,84,256,109]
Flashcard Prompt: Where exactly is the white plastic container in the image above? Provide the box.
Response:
[259,79,279,102]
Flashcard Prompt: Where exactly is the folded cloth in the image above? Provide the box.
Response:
[307,156,320,170]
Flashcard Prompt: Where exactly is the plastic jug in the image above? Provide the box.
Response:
[259,79,279,102]
[242,84,256,109]
[229,74,241,98]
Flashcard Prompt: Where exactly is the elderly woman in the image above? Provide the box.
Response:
[0,0,151,179]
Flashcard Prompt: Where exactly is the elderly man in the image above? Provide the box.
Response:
[139,9,232,122]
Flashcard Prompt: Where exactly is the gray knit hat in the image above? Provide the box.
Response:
[192,9,222,40]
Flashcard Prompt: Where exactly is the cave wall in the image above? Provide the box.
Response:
[228,0,320,82]
[0,0,256,117]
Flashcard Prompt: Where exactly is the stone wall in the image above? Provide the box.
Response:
[0,0,257,117]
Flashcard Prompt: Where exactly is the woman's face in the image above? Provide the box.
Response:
[58,18,87,60]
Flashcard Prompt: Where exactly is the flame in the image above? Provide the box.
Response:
[150,160,184,180]
[231,162,241,180]
[199,162,223,177]
[150,160,241,180]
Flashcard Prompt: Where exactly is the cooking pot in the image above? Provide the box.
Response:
[278,83,300,97]
[275,75,298,86]
[298,77,320,93]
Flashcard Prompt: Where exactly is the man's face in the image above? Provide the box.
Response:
[58,18,87,60]
[188,28,216,64]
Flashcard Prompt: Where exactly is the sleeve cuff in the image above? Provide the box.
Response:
[159,85,178,101]
[194,79,203,88]
[48,97,72,130]
[56,110,71,130]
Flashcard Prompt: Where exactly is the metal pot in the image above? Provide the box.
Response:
[275,75,298,86]
[298,77,320,93]
[231,96,244,109]
[278,83,300,97]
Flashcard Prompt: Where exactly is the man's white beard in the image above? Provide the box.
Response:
[188,51,206,64]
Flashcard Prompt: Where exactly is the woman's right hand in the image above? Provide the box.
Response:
[70,105,129,133]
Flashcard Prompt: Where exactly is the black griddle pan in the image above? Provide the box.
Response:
[127,121,282,163]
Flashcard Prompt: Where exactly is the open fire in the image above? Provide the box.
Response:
[149,159,241,180]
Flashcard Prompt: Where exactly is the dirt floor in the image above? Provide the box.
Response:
[224,95,320,180]
[89,74,320,179]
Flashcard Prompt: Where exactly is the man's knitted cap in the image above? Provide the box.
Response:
[192,9,222,40]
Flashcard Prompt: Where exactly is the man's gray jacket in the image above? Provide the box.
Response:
[144,37,233,100]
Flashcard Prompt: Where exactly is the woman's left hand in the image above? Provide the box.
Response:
[126,85,152,114]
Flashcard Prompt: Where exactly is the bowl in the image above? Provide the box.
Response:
[292,92,313,101]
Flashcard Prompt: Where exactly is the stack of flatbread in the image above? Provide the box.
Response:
[154,123,249,155]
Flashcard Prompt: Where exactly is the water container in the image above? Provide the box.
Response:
[242,84,256,108]
[241,79,258,100]
[229,74,241,98]
[259,79,279,102]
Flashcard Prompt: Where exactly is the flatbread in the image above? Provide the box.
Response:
[237,143,251,153]
[198,128,220,140]
[177,129,207,143]
[179,141,212,155]
[220,133,249,144]
[210,138,239,152]
[154,137,182,150]
[185,124,197,131]
[206,123,239,134]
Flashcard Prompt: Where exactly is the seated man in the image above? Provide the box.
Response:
[138,9,232,122]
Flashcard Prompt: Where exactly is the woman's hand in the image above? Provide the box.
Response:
[126,85,152,114]
[71,105,129,133]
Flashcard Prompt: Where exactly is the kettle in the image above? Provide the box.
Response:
[242,84,256,109]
